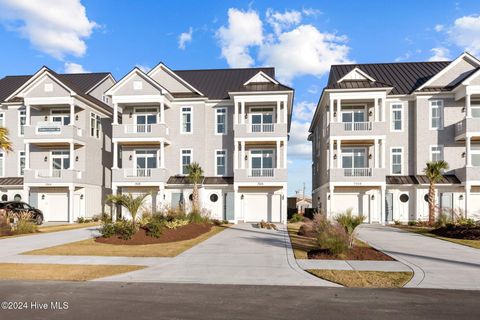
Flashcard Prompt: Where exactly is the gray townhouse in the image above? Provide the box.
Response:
[0,66,115,223]
[106,63,293,223]
[309,52,480,223]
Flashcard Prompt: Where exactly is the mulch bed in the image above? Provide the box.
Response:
[430,225,480,240]
[95,223,213,245]
[307,246,395,261]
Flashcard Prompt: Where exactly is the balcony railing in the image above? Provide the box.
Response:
[124,168,152,177]
[251,123,274,133]
[249,168,274,177]
[35,169,83,179]
[125,124,152,133]
[343,168,372,177]
[343,122,372,131]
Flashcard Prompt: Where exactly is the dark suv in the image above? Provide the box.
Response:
[0,202,44,225]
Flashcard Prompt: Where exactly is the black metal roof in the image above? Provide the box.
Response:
[327,61,451,95]
[174,67,292,100]
[0,76,30,103]
[386,175,461,185]
[167,176,234,185]
[0,177,23,186]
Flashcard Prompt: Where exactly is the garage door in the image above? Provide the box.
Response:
[333,193,360,216]
[46,193,69,222]
[470,194,480,220]
[243,193,281,222]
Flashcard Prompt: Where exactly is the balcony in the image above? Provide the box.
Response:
[112,167,169,184]
[234,123,287,139]
[234,168,287,183]
[113,123,168,141]
[454,118,480,141]
[328,121,387,137]
[24,169,84,184]
[328,167,387,184]
[24,123,86,143]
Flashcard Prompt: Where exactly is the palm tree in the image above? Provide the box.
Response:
[424,160,449,226]
[106,193,148,225]
[0,127,13,153]
[186,162,204,211]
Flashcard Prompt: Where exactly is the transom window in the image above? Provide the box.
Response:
[181,107,192,133]
[391,104,403,131]
[341,148,366,169]
[90,112,101,138]
[430,100,443,130]
[250,108,274,132]
[391,148,403,175]
[181,149,192,174]
[430,145,444,162]
[51,109,71,125]
[216,108,227,134]
[215,150,227,176]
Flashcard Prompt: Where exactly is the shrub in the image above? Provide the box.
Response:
[435,211,451,228]
[335,209,364,248]
[164,206,187,221]
[317,222,348,255]
[114,220,137,240]
[76,217,85,223]
[91,214,101,222]
[289,213,304,223]
[13,211,38,235]
[408,220,418,226]
[164,219,189,230]
[457,217,476,227]
[188,209,209,224]
[144,220,164,238]
[100,221,116,238]
[394,220,401,225]
[211,219,223,226]
[138,210,153,227]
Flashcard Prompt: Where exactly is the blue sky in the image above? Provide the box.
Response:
[1,0,480,196]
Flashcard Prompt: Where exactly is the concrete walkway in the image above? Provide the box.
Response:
[357,224,480,290]
[95,224,338,287]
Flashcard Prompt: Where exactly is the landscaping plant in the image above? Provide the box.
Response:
[185,162,204,211]
[335,209,365,248]
[106,193,149,226]
[12,211,38,235]
[289,213,304,223]
[423,160,449,226]
[315,214,349,255]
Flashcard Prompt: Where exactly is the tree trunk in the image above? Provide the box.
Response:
[428,182,436,226]
[192,183,199,212]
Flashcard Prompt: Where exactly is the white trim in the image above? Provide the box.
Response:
[105,68,167,96]
[90,111,102,139]
[215,149,228,176]
[243,71,279,85]
[429,99,444,130]
[215,107,228,135]
[85,74,116,94]
[180,148,193,175]
[390,102,404,132]
[337,67,376,83]
[180,106,192,134]
[148,62,204,96]
[390,147,404,175]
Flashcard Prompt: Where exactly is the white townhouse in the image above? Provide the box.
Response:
[0,67,115,222]
[309,52,480,223]
[106,63,293,223]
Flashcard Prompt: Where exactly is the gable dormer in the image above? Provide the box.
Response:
[105,68,167,98]
[243,71,279,86]
[148,63,203,96]
[337,67,376,83]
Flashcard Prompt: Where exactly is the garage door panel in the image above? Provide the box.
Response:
[243,193,281,223]
[333,193,361,216]
[45,194,68,222]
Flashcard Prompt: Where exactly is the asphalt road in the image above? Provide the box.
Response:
[1,281,479,320]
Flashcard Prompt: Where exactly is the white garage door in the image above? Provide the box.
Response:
[333,193,361,216]
[470,194,480,220]
[244,193,281,222]
[46,193,69,222]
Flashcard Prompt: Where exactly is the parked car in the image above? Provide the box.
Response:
[0,201,44,225]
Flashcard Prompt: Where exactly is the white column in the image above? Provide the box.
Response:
[69,143,75,170]
[112,185,118,222]
[113,103,118,125]
[283,99,288,124]
[329,98,334,123]
[25,143,30,170]
[68,186,75,223]
[374,98,379,122]
[466,94,472,118]
[241,140,246,169]
[241,101,245,124]
[25,103,31,126]
[23,186,30,206]
[381,139,386,168]
[336,139,342,169]
[276,140,281,169]
[234,140,238,170]
[283,139,287,169]
[329,185,334,218]
[160,102,165,123]
[329,139,334,169]
[70,103,75,126]
[381,98,386,121]
[374,139,379,168]
[113,142,118,169]
[234,101,238,125]
[380,186,386,225]
[160,141,165,168]
[465,184,471,218]
[336,99,341,122]
[466,136,472,167]
[276,101,281,124]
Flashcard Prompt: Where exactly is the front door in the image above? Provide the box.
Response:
[440,192,453,212]
[385,193,393,222]
[224,192,235,221]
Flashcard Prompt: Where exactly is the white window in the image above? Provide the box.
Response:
[51,150,70,172]
[391,103,403,132]
[250,149,274,177]
[134,107,158,133]
[215,150,227,176]
[391,147,403,175]
[19,108,26,136]
[134,149,157,176]
[19,151,25,176]
[0,113,4,127]
[90,112,101,138]
[51,109,71,125]
[102,95,109,104]
[215,108,227,134]
[133,81,143,90]
[250,108,274,132]
[430,145,444,162]
[341,148,367,169]
[472,145,480,166]
[181,107,192,133]
[180,149,192,174]
[0,152,4,177]
[430,100,443,130]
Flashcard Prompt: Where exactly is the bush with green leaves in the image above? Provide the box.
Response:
[100,220,137,240]
[164,219,189,229]
[164,206,187,221]
[314,214,349,255]
[335,209,364,248]
[12,211,38,235]
[188,209,209,224]
[144,220,164,238]
[289,213,304,223]
[435,211,451,228]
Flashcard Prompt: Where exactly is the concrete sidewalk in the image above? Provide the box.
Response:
[357,224,480,290]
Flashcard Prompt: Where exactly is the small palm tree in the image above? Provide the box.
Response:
[424,160,449,226]
[106,193,148,225]
[0,127,13,152]
[186,162,204,211]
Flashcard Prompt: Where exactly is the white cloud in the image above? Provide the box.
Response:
[307,85,319,94]
[294,101,316,122]
[429,47,450,61]
[215,8,263,67]
[135,64,151,73]
[302,8,321,16]
[0,0,97,59]
[178,27,193,49]
[266,9,302,35]
[288,120,311,159]
[64,62,89,73]
[448,15,480,55]
[259,24,353,83]
[434,24,444,32]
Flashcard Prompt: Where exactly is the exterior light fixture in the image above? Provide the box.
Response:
[371,195,375,200]
[328,195,331,200]
[462,107,466,113]
[129,112,133,118]
[333,155,337,160]
[369,154,372,159]
[44,156,48,162]
[129,155,133,161]
[462,152,466,158]
[44,116,48,121]
[80,194,84,200]
[244,155,248,161]
[241,194,244,200]
[75,156,79,162]
[459,195,464,200]
[41,194,45,200]
[75,115,79,121]
[369,111,373,116]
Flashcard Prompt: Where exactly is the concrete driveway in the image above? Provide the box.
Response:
[96,223,336,286]
[357,224,480,290]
